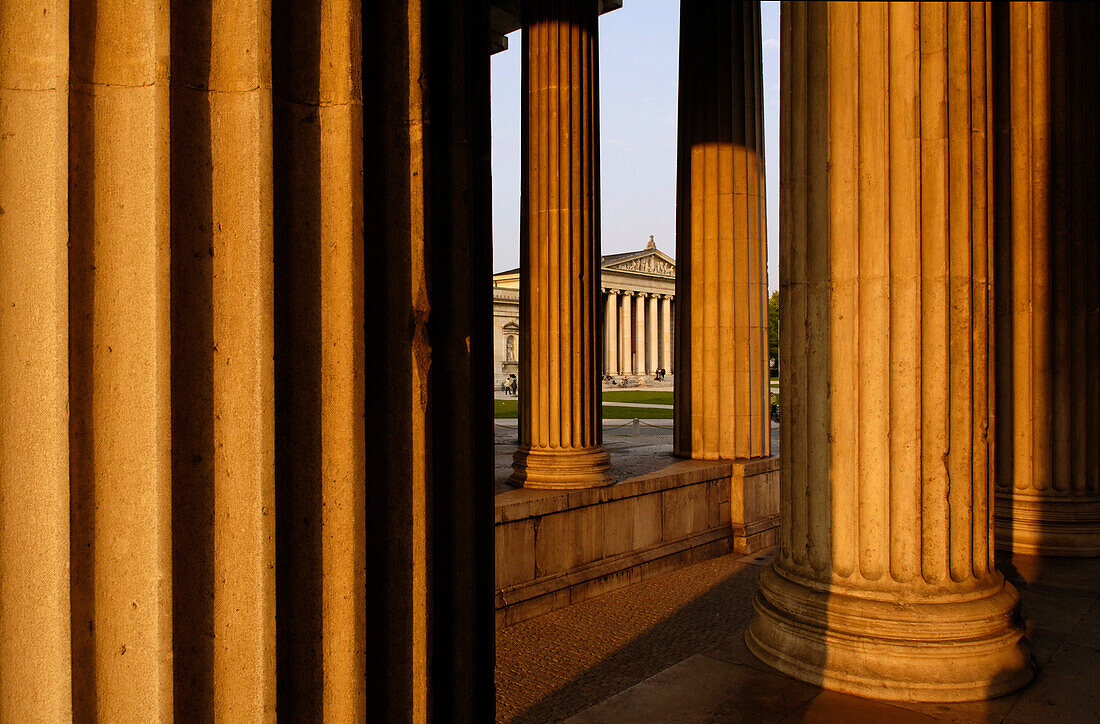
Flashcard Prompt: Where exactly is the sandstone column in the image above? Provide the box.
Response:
[634,293,648,375]
[747,2,1032,701]
[621,291,633,375]
[0,3,70,719]
[674,0,770,460]
[606,289,619,374]
[992,1,1100,555]
[660,295,673,373]
[513,0,612,488]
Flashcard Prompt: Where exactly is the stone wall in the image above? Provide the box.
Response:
[495,457,779,626]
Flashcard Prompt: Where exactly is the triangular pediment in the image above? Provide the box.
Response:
[602,249,676,279]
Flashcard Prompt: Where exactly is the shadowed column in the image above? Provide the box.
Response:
[512,0,613,489]
[747,2,1033,701]
[993,1,1100,556]
[674,0,770,461]
[364,0,495,718]
[68,1,174,717]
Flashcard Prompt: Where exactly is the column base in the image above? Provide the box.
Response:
[510,445,614,489]
[746,565,1034,702]
[995,494,1100,556]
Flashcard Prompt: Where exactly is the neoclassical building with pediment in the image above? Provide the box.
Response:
[493,236,675,385]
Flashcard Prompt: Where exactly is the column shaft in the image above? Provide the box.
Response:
[68,1,174,718]
[646,294,659,374]
[513,0,612,489]
[169,1,279,716]
[364,0,495,718]
[0,3,70,719]
[748,1,1032,702]
[660,296,673,372]
[620,292,632,375]
[674,0,770,460]
[209,3,278,714]
[605,290,619,374]
[634,294,647,374]
[269,0,367,717]
[992,1,1100,555]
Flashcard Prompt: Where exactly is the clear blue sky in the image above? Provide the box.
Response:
[490,0,781,292]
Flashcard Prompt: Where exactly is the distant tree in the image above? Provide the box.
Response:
[767,290,779,377]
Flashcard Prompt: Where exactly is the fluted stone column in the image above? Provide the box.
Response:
[0,3,70,719]
[512,0,612,489]
[660,295,673,373]
[747,2,1032,701]
[993,1,1100,556]
[0,1,494,719]
[620,291,633,376]
[674,0,770,460]
[647,293,659,373]
[606,290,619,374]
[634,293,647,374]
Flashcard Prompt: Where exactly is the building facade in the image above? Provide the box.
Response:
[493,236,675,385]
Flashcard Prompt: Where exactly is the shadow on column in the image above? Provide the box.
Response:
[992,4,1100,712]
[272,0,325,716]
[167,2,216,718]
[68,2,100,717]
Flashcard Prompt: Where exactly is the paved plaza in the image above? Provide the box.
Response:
[496,550,1100,723]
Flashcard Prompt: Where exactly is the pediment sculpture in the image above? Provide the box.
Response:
[611,254,675,277]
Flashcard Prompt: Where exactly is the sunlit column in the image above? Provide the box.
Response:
[0,3,70,719]
[747,1,1032,702]
[620,291,633,375]
[673,0,769,460]
[605,289,619,374]
[646,293,659,373]
[511,0,612,489]
[660,295,673,372]
[634,293,647,375]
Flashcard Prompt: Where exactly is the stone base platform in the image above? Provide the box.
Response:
[731,456,779,555]
[495,458,736,627]
[494,423,780,627]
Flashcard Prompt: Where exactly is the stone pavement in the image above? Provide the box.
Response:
[496,550,775,722]
[496,550,1100,723]
[493,423,780,494]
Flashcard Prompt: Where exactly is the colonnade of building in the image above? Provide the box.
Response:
[602,289,673,376]
[1,0,1098,719]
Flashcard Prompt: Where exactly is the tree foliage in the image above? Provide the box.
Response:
[768,290,779,376]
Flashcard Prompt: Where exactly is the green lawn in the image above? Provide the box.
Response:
[495,398,672,420]
[601,405,672,419]
[600,390,673,405]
